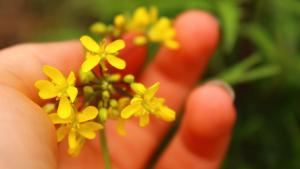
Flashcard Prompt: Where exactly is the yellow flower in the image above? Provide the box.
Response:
[121,82,176,127]
[35,65,78,119]
[48,106,103,156]
[148,17,179,49]
[127,6,157,32]
[80,35,126,72]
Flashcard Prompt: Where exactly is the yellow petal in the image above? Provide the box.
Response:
[78,106,98,122]
[80,35,100,53]
[157,106,176,121]
[105,39,125,53]
[48,113,70,124]
[130,97,143,104]
[130,83,146,95]
[78,122,103,139]
[67,71,76,86]
[68,129,78,149]
[57,97,72,119]
[43,65,66,85]
[78,129,95,139]
[144,82,160,100]
[81,53,101,72]
[121,103,142,119]
[68,137,85,157]
[116,120,126,136]
[139,115,149,127]
[67,86,78,103]
[56,126,69,142]
[106,54,126,70]
[35,80,58,99]
[165,40,179,49]
[81,122,103,131]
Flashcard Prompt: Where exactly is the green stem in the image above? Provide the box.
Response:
[99,128,112,169]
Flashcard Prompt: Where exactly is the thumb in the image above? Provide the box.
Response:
[0,85,57,169]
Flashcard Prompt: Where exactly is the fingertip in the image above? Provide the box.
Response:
[180,82,236,158]
[183,82,236,139]
[174,10,220,60]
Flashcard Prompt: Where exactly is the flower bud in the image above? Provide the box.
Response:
[107,74,121,82]
[124,74,135,83]
[99,108,108,121]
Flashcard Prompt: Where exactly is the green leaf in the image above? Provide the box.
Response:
[215,0,241,53]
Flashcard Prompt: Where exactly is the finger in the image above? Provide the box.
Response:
[140,10,219,136]
[141,10,219,105]
[155,82,236,169]
[0,41,83,101]
[0,39,146,102]
[0,84,57,169]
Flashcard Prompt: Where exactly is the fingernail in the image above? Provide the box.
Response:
[206,80,235,101]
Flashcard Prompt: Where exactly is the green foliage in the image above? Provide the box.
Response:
[5,0,300,168]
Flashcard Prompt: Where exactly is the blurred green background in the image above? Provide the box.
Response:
[1,0,300,168]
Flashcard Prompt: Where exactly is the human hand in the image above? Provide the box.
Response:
[0,10,236,169]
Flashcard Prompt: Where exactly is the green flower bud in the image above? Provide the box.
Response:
[107,74,121,82]
[124,74,135,83]
[99,108,108,121]
[83,86,94,96]
[42,103,55,114]
[109,99,118,107]
[102,90,110,99]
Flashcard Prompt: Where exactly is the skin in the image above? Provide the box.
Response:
[0,10,236,169]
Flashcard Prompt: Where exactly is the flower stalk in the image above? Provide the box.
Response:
[99,128,112,169]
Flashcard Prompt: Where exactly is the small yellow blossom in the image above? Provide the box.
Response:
[49,106,103,156]
[35,65,78,119]
[121,82,176,127]
[80,35,126,72]
[148,17,179,49]
[127,6,157,32]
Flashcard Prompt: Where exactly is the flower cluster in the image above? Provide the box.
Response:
[35,33,176,156]
[90,6,179,49]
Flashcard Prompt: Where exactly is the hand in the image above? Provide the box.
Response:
[0,10,236,169]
